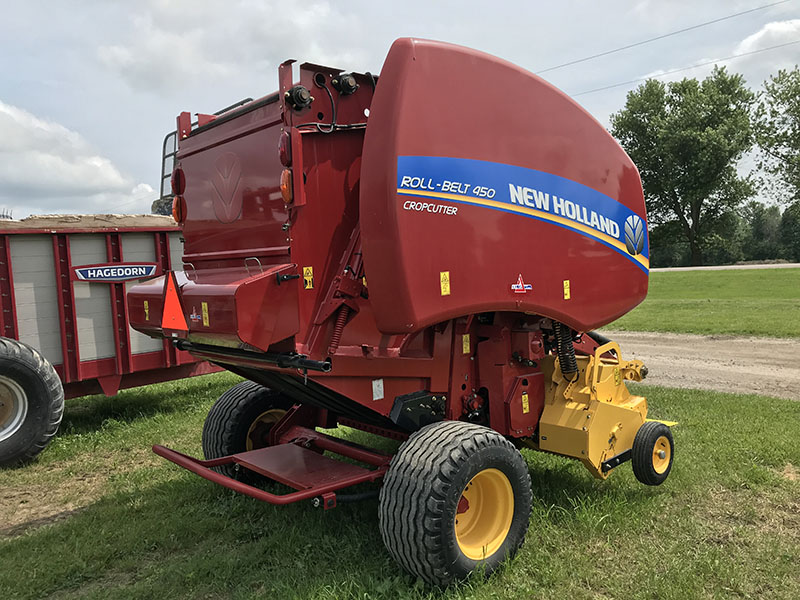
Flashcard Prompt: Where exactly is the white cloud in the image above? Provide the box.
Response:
[0,101,155,217]
[733,19,800,82]
[98,0,366,91]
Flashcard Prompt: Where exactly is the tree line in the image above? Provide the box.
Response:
[611,66,800,266]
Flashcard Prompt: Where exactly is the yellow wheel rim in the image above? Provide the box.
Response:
[454,468,514,560]
[245,409,287,451]
[652,435,671,474]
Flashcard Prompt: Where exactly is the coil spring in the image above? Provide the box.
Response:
[327,305,350,355]
[554,321,578,378]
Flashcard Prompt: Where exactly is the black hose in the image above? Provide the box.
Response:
[554,321,578,378]
[587,330,613,346]
[336,490,379,503]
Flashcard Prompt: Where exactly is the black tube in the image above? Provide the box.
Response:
[174,340,332,372]
[587,330,613,346]
[554,321,578,377]
[336,490,380,503]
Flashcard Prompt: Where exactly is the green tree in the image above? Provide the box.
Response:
[741,201,783,261]
[610,67,755,265]
[755,67,800,202]
[781,201,800,261]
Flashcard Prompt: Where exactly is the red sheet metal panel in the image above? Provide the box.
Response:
[360,38,648,334]
[0,235,17,339]
[2,220,219,398]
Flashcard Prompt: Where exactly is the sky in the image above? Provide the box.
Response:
[0,0,798,218]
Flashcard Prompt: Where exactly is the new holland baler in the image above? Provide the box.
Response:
[128,38,673,585]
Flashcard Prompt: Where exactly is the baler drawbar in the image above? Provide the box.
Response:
[129,38,674,586]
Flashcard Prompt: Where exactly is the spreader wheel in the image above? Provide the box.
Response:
[631,421,674,486]
[0,337,64,467]
[378,421,532,586]
[202,380,294,479]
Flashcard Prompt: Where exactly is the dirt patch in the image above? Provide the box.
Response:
[780,464,798,481]
[0,473,106,538]
[0,447,161,539]
[700,485,800,543]
[602,330,800,401]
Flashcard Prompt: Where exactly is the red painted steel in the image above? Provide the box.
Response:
[106,233,133,375]
[152,426,389,506]
[0,235,17,339]
[360,38,647,334]
[130,39,651,504]
[2,223,219,401]
[53,233,81,383]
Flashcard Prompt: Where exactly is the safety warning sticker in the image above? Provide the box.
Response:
[303,266,314,290]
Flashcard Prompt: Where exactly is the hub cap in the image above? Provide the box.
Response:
[0,375,28,443]
[245,409,287,451]
[652,435,671,474]
[454,468,514,560]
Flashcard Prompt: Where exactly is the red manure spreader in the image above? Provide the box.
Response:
[129,38,674,585]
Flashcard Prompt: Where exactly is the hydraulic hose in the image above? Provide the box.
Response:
[554,321,578,379]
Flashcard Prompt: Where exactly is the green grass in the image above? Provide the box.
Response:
[609,268,800,338]
[1,373,799,599]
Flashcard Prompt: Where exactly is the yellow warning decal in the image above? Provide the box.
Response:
[522,391,530,414]
[440,271,451,296]
[144,300,149,321]
[462,334,470,354]
[563,279,571,300]
[303,266,314,290]
[201,301,209,327]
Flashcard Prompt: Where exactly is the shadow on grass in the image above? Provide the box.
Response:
[60,372,237,436]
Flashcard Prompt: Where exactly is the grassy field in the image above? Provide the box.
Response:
[1,372,798,599]
[609,268,800,338]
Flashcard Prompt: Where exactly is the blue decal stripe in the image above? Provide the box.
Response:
[397,188,650,272]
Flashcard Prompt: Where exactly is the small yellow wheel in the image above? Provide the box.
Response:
[632,421,674,485]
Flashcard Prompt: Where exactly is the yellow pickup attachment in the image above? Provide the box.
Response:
[535,342,649,479]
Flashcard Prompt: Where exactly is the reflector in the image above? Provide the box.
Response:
[161,271,188,331]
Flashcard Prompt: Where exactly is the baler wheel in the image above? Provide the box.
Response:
[378,421,532,586]
[0,337,64,466]
[631,421,674,486]
[202,381,295,479]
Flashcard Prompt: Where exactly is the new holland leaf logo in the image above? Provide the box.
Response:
[624,214,645,256]
[211,152,243,223]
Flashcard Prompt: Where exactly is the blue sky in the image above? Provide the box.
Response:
[0,0,797,217]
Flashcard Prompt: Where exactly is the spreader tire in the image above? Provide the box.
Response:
[0,337,64,467]
[631,421,674,486]
[378,421,532,586]
[201,380,294,479]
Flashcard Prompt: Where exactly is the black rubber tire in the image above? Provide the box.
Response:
[631,421,674,486]
[201,380,295,479]
[378,421,532,586]
[0,337,64,467]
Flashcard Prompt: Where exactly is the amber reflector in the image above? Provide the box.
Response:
[280,169,293,204]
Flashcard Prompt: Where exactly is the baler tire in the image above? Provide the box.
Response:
[0,337,64,467]
[201,380,295,480]
[631,421,674,486]
[378,421,532,586]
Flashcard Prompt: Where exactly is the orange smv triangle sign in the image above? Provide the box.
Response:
[161,271,188,332]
